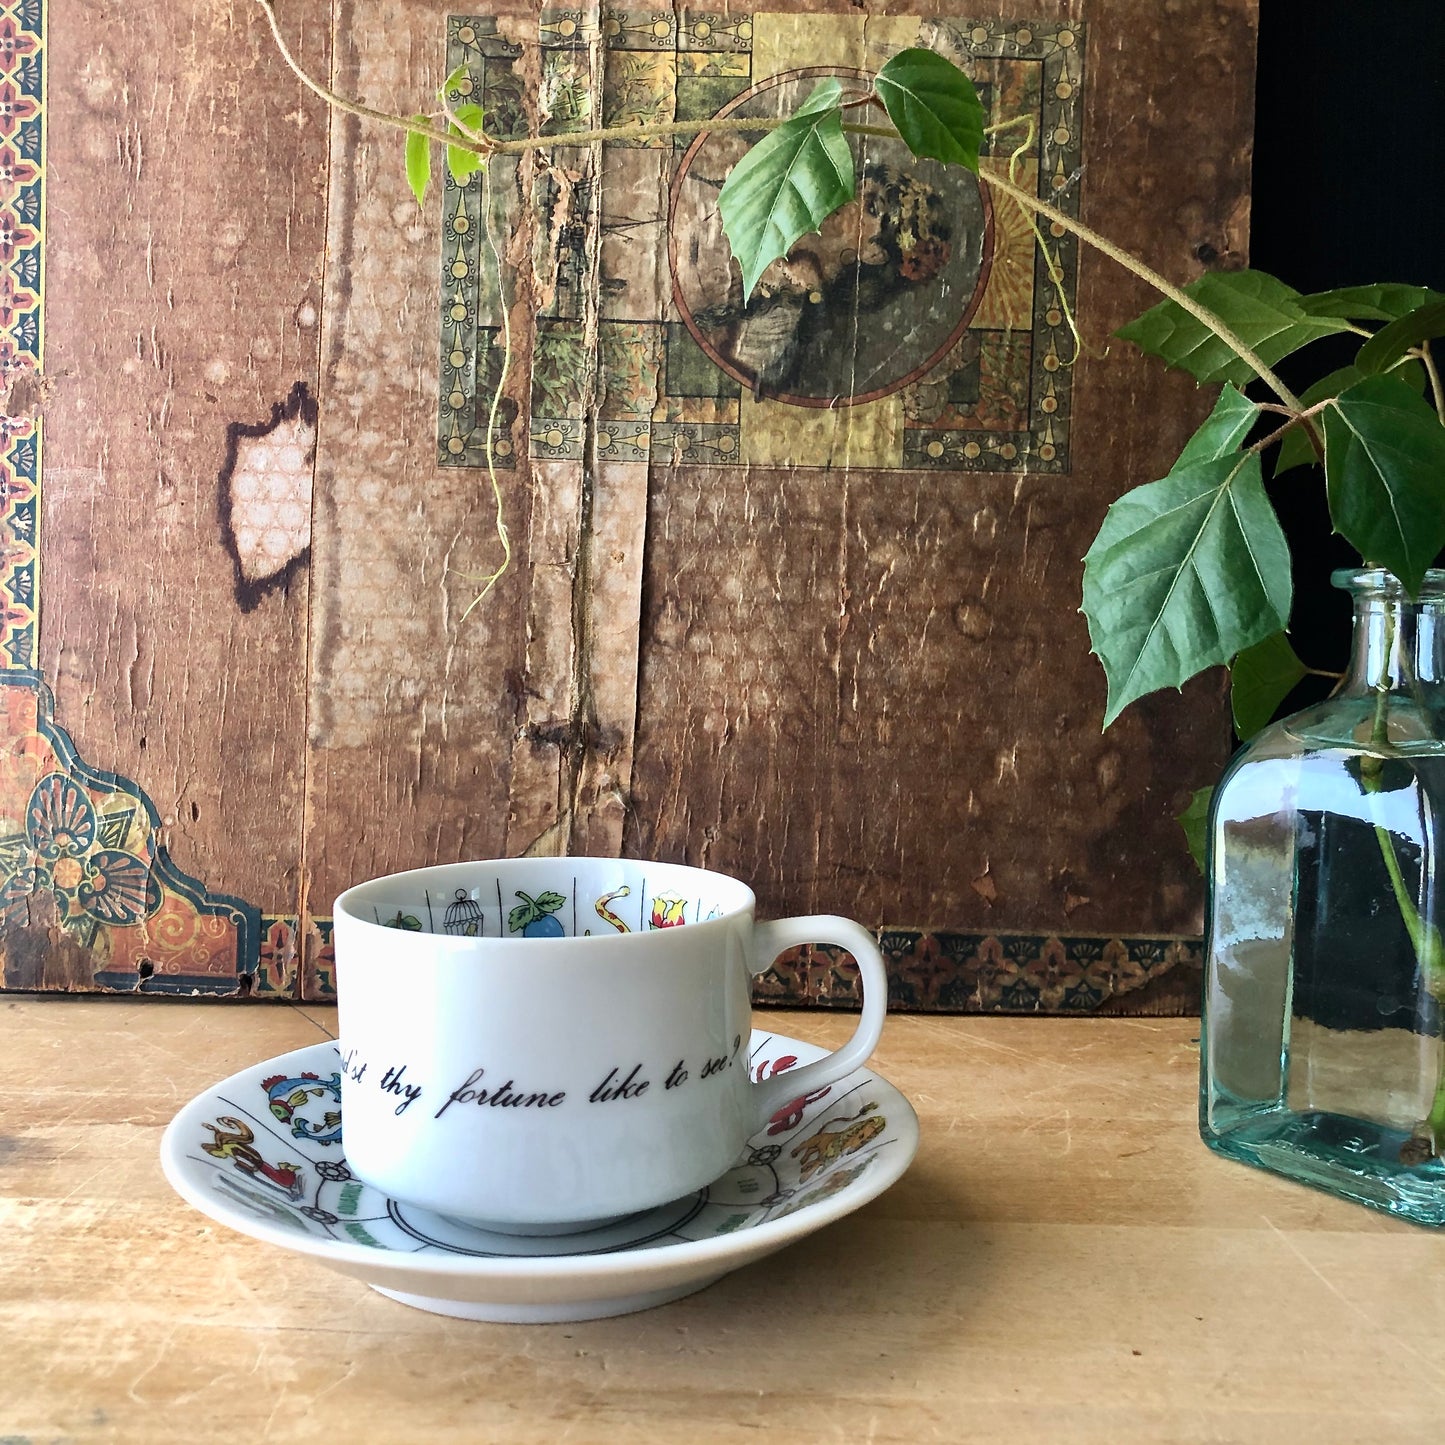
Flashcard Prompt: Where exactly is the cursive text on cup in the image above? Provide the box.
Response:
[434,1067,568,1118]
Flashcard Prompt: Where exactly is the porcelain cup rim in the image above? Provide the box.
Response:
[334,856,758,951]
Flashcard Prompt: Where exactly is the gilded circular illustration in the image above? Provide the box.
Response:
[669,66,994,409]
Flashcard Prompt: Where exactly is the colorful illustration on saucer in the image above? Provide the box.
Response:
[263,1070,343,1145]
[176,1032,902,1253]
[201,1117,309,1204]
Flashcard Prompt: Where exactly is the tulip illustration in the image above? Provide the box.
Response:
[649,894,688,929]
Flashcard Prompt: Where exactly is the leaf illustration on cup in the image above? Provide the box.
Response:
[509,890,567,937]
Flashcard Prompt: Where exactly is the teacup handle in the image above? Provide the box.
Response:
[747,915,889,1131]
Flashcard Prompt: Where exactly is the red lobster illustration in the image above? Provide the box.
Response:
[754,1054,832,1135]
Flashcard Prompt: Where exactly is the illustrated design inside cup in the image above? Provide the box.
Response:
[332,858,889,1233]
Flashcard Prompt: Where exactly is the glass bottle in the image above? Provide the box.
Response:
[1201,567,1445,1224]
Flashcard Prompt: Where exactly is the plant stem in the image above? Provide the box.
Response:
[1424,1079,1445,1156]
[1362,603,1445,1002]
[1418,341,1445,426]
[258,0,1304,417]
[979,168,1304,414]
[1364,599,1445,1157]
[458,164,514,620]
[1246,400,1332,459]
[491,114,898,151]
[255,0,484,157]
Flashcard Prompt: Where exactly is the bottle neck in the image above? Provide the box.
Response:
[1344,594,1445,694]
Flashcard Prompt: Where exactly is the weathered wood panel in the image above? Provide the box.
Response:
[3,0,1259,1010]
[627,0,1255,1010]
[7,0,331,993]
[300,2,625,944]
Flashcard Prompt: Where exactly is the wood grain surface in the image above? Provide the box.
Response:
[4,996,1444,1444]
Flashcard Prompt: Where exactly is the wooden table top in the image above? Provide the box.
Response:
[4,997,1444,1443]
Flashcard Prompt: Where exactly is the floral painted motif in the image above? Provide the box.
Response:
[649,893,687,929]
[0,6,269,1000]
[0,772,160,933]
[0,17,39,65]
[753,928,1204,1014]
[0,77,38,139]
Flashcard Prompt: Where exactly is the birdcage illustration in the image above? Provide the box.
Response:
[443,888,485,937]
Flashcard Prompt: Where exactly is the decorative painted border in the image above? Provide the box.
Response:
[0,0,44,684]
[757,931,1204,1014]
[436,12,1083,474]
[0,4,277,998]
[0,686,263,993]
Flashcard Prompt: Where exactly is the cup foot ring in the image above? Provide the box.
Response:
[370,1275,724,1323]
[437,1211,632,1237]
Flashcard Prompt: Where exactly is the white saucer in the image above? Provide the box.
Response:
[160,1029,919,1323]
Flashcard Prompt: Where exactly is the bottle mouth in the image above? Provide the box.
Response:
[1331,567,1445,599]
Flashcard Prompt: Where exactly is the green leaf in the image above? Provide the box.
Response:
[1090,389,1258,562]
[1178,788,1213,873]
[1356,300,1445,375]
[1116,270,1352,387]
[1321,374,1445,595]
[1229,631,1307,739]
[440,64,470,99]
[1082,452,1292,726]
[448,147,484,184]
[404,117,431,208]
[1272,361,1427,477]
[872,47,983,172]
[1297,284,1445,323]
[447,148,482,186]
[717,78,855,301]
[447,104,486,184]
[1174,384,1259,467]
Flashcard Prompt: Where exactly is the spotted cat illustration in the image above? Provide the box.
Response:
[790,1102,884,1182]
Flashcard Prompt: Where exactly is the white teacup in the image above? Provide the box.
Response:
[332,857,888,1232]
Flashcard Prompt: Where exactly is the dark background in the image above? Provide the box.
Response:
[1251,0,1445,702]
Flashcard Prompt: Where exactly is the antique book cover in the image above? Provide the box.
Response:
[0,0,1257,1008]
